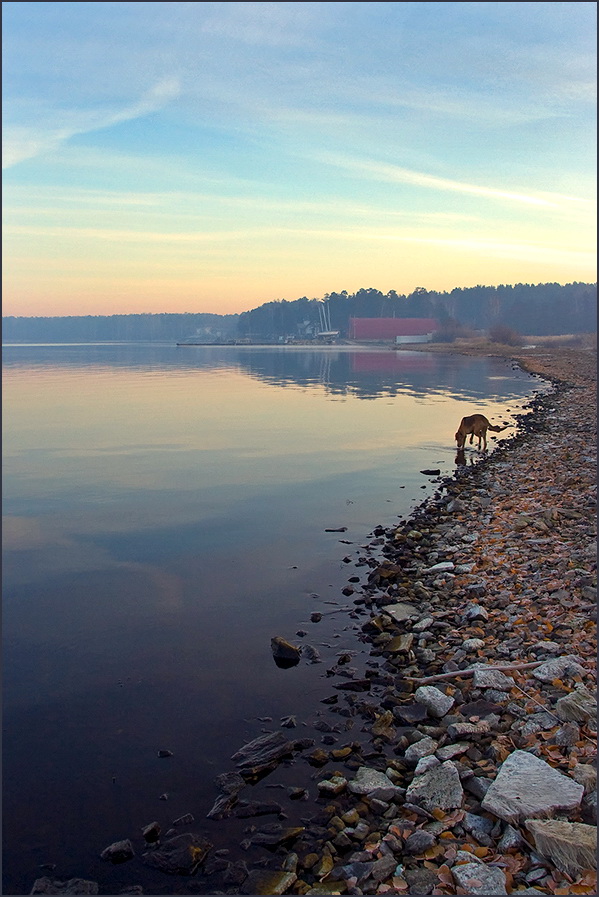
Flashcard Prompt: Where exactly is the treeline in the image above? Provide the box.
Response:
[238,283,597,338]
[3,282,596,342]
[2,312,239,343]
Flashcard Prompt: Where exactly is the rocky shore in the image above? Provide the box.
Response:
[31,346,596,897]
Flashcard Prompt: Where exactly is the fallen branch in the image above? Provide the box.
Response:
[406,660,544,685]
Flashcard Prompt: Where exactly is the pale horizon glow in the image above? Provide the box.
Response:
[3,1,596,318]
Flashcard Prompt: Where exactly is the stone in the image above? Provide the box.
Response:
[405,760,464,812]
[383,633,413,654]
[172,812,194,827]
[497,823,525,851]
[348,766,403,801]
[404,830,437,854]
[404,736,439,765]
[447,720,491,739]
[317,776,347,796]
[481,750,584,823]
[555,684,597,722]
[231,730,297,778]
[30,880,99,895]
[462,638,485,651]
[472,666,515,690]
[271,636,301,666]
[525,820,597,877]
[451,862,507,894]
[142,833,212,875]
[141,821,161,843]
[384,602,420,623]
[554,722,580,746]
[403,867,438,895]
[100,839,135,863]
[414,756,440,775]
[425,561,455,573]
[249,824,305,848]
[532,655,586,682]
[570,764,597,793]
[463,603,489,622]
[240,870,297,895]
[436,742,470,760]
[414,685,455,717]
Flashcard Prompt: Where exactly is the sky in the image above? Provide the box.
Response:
[2,1,596,317]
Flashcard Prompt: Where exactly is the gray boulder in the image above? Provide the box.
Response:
[405,760,464,811]
[481,750,584,823]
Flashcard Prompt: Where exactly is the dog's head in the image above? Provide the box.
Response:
[455,429,465,448]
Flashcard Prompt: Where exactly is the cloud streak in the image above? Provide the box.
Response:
[316,152,592,210]
[2,77,180,169]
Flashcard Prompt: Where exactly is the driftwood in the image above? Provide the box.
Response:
[406,660,544,685]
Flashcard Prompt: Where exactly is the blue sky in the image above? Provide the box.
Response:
[2,1,596,316]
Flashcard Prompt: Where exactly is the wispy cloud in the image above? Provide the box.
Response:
[2,77,180,169]
[316,152,592,210]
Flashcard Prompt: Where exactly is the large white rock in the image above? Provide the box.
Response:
[481,750,584,823]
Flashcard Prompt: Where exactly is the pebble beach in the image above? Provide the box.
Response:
[31,344,597,897]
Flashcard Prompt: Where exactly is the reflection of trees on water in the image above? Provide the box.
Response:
[3,345,540,402]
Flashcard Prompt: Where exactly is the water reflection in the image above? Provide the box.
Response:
[2,343,550,895]
[3,342,542,402]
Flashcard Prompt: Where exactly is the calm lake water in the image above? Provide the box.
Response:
[2,343,547,894]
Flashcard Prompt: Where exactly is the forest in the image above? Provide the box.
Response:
[3,282,596,343]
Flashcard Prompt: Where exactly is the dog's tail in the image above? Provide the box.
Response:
[488,424,504,432]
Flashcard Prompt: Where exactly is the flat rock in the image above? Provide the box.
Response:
[405,760,464,811]
[532,655,586,682]
[404,735,439,765]
[141,833,212,875]
[231,730,297,778]
[447,720,491,739]
[348,766,404,801]
[240,870,297,895]
[249,824,305,848]
[481,750,584,823]
[525,819,597,877]
[384,602,420,623]
[472,666,515,690]
[451,861,507,895]
[414,685,455,717]
[30,880,99,895]
[555,684,597,722]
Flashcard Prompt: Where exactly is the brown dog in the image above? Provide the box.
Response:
[455,414,504,451]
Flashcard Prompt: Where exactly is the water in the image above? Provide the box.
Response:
[2,343,547,894]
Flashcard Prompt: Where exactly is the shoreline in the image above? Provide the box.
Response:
[31,346,597,897]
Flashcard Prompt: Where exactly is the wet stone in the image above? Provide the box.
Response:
[239,870,297,895]
[142,834,212,875]
[30,879,99,895]
[100,839,135,864]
